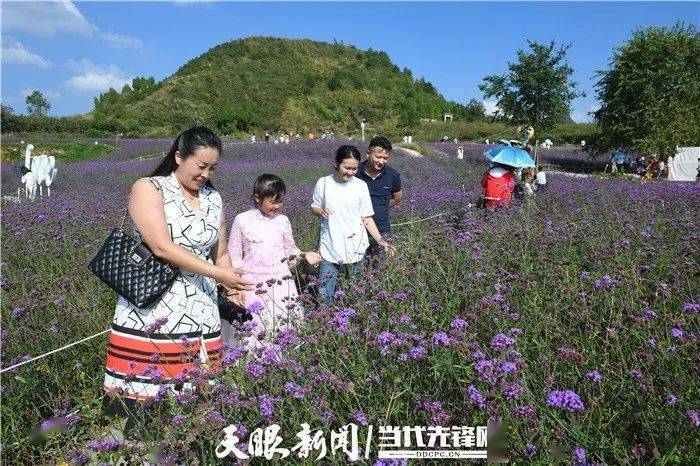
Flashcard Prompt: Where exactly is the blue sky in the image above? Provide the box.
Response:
[2,1,698,121]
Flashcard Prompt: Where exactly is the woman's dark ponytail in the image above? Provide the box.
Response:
[150,126,222,187]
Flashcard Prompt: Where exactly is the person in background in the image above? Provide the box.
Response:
[522,168,536,196]
[355,135,403,265]
[645,156,659,179]
[610,148,629,173]
[535,165,547,191]
[480,163,516,211]
[657,157,666,178]
[457,146,464,160]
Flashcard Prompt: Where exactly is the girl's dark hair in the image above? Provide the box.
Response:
[151,126,222,187]
[334,145,362,166]
[253,174,286,201]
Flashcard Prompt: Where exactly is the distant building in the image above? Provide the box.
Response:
[443,113,453,122]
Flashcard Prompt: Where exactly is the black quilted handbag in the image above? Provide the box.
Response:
[88,184,179,308]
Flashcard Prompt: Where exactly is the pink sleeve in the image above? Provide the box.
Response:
[282,216,302,258]
[227,216,244,267]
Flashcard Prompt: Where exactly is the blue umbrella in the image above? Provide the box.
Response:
[611,149,629,163]
[484,145,536,168]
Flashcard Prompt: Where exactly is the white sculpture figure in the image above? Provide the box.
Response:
[407,135,413,144]
[21,149,58,199]
[485,139,490,145]
[250,135,256,143]
[40,155,57,196]
[403,136,408,143]
[31,153,47,196]
[21,169,37,200]
[581,140,586,147]
[21,144,38,200]
[542,139,553,149]
[24,144,34,169]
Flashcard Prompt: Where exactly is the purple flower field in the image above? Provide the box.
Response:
[0,140,698,464]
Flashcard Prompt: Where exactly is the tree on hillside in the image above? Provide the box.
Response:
[479,40,583,132]
[1,105,14,117]
[26,90,51,117]
[591,22,700,157]
[465,98,486,121]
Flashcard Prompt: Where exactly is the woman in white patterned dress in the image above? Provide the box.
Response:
[103,127,253,420]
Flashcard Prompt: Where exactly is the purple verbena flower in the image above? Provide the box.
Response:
[501,362,517,374]
[523,443,538,458]
[144,317,168,335]
[450,318,469,329]
[546,390,585,412]
[466,385,485,410]
[501,382,525,400]
[682,302,699,314]
[432,331,451,347]
[351,410,368,426]
[490,333,516,350]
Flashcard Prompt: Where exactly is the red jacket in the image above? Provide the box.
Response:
[481,168,515,209]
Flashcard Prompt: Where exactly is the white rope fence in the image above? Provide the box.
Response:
[0,329,111,374]
[0,208,467,374]
[392,211,452,227]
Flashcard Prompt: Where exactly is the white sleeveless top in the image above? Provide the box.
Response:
[111,172,223,336]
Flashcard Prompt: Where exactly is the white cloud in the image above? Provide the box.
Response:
[1,39,52,68]
[62,60,133,93]
[2,1,143,50]
[483,99,500,116]
[571,104,600,123]
[2,0,95,36]
[99,32,143,50]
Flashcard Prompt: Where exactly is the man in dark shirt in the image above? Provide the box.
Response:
[356,135,403,264]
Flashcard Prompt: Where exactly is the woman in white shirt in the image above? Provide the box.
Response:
[311,145,395,303]
[535,166,547,191]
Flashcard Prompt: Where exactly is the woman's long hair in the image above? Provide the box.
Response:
[151,126,222,188]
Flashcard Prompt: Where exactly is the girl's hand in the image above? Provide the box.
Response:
[217,266,254,291]
[304,251,323,267]
[380,240,396,257]
[319,208,332,219]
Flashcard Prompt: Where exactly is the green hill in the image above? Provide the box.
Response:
[91,37,479,136]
